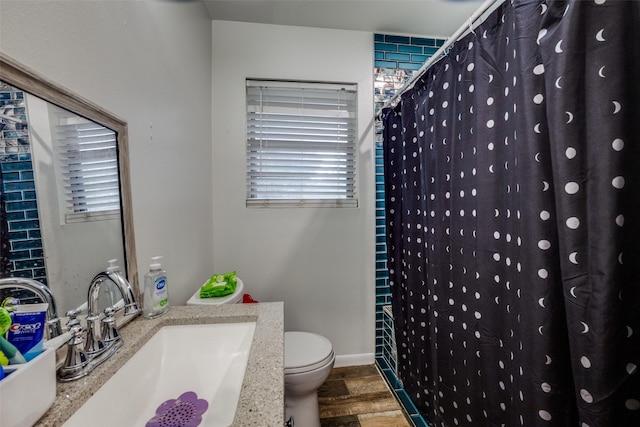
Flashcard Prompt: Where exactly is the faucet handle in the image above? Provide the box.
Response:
[65,308,82,329]
[66,307,81,320]
[57,323,90,382]
[101,305,121,346]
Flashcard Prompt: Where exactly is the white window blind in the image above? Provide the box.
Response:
[246,80,358,208]
[53,108,121,223]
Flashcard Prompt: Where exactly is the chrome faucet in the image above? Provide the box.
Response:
[87,268,140,319]
[84,268,140,356]
[0,277,63,338]
[57,267,140,382]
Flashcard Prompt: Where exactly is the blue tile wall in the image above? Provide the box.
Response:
[374,34,444,70]
[0,81,47,285]
[374,33,446,427]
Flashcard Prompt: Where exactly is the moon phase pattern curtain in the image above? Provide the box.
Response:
[382,1,640,426]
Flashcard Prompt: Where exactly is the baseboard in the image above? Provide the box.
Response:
[334,353,376,368]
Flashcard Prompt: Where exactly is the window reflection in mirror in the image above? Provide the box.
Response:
[0,80,126,314]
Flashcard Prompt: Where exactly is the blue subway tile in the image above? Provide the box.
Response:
[23,190,36,200]
[6,200,38,212]
[1,172,20,181]
[1,130,22,138]
[374,42,398,52]
[8,250,31,261]
[374,51,384,60]
[11,238,42,250]
[398,44,423,54]
[411,415,430,427]
[14,258,45,270]
[9,270,34,279]
[0,161,32,172]
[397,389,419,414]
[3,181,35,192]
[2,192,22,202]
[8,219,40,232]
[374,60,397,69]
[385,52,411,61]
[398,62,423,71]
[374,34,384,42]
[8,231,27,240]
[33,269,47,279]
[423,47,439,56]
[411,36,437,46]
[25,209,40,220]
[385,35,410,44]
[30,249,44,258]
[5,212,25,221]
[20,171,34,180]
[412,54,429,63]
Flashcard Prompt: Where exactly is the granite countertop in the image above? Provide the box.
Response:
[35,302,284,427]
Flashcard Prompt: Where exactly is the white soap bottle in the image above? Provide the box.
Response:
[143,256,169,318]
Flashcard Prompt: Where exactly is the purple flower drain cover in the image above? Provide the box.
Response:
[146,391,209,427]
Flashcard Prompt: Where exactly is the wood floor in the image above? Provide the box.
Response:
[318,365,412,427]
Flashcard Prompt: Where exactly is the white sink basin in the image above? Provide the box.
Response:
[63,322,256,427]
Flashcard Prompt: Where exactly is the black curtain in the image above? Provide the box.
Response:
[382,1,640,426]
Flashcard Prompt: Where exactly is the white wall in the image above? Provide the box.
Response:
[211,21,376,360]
[0,5,377,361]
[0,1,214,305]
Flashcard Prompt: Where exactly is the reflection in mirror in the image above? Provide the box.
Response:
[0,53,137,315]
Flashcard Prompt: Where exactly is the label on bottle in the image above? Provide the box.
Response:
[155,276,168,309]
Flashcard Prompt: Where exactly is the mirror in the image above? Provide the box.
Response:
[0,53,138,314]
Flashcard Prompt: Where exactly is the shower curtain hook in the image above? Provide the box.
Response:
[468,18,476,35]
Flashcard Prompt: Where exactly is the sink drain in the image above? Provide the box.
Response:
[146,391,209,427]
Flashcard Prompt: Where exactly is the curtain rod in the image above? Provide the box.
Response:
[377,0,505,114]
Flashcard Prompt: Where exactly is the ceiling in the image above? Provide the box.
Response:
[203,0,485,38]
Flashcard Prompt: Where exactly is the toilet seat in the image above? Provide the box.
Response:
[284,331,335,375]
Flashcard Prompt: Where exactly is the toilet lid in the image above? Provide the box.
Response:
[284,331,334,374]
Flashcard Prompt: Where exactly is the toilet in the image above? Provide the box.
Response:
[284,331,335,427]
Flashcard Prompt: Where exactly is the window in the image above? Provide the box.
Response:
[246,80,358,207]
[52,105,121,223]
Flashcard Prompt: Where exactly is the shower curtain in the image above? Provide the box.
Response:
[382,1,640,426]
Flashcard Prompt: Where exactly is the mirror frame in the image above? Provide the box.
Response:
[0,52,139,297]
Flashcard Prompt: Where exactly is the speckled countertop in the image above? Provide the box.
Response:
[34,302,284,427]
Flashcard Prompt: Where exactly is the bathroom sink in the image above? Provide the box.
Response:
[63,322,256,427]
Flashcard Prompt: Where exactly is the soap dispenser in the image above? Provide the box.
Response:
[105,259,126,306]
[143,256,169,318]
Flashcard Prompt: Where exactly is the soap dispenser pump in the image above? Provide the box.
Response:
[107,259,121,275]
[143,256,169,318]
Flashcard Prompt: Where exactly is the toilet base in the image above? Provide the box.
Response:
[285,389,321,427]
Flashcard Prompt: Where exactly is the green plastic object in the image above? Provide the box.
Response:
[199,271,237,298]
[0,307,26,365]
[0,307,11,335]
